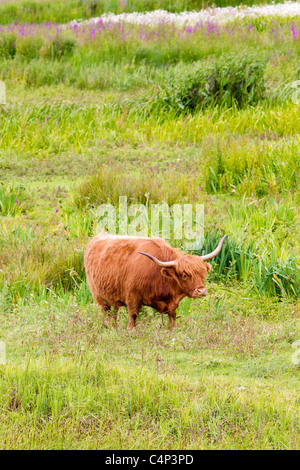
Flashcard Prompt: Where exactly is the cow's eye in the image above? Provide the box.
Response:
[182,273,189,280]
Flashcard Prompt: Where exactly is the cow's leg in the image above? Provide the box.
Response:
[126,300,141,331]
[168,311,177,330]
[101,305,118,329]
[109,307,119,328]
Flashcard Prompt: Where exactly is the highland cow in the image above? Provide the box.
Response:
[84,231,227,330]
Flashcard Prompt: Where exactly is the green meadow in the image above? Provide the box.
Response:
[0,0,299,450]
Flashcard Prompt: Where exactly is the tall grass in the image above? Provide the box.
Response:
[0,99,299,196]
[0,17,298,77]
[201,232,300,299]
[0,182,27,215]
[0,283,299,450]
[0,230,86,302]
[201,135,300,196]
[72,165,197,207]
[0,349,299,449]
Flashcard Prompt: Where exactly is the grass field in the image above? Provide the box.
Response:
[0,0,300,450]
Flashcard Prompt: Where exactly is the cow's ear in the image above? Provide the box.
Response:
[205,263,212,273]
[161,267,178,281]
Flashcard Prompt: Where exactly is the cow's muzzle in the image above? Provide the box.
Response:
[192,288,207,298]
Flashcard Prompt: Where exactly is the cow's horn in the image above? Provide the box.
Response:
[138,252,177,267]
[200,235,228,261]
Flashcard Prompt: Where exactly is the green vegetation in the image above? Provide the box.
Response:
[153,52,268,112]
[0,0,299,450]
[0,0,286,26]
[0,288,299,449]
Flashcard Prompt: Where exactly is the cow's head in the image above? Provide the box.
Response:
[138,235,227,298]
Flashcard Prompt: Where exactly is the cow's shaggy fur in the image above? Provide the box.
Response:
[84,233,212,330]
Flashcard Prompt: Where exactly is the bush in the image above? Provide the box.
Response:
[155,52,268,113]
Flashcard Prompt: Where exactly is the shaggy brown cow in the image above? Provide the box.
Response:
[84,232,227,330]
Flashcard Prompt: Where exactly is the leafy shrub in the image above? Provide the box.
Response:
[155,52,267,113]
